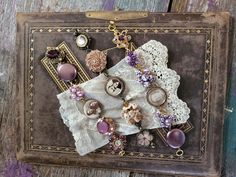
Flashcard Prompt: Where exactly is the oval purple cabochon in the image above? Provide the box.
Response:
[57,63,77,82]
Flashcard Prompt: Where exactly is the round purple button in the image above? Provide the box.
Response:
[57,63,77,82]
[97,120,109,134]
[166,129,185,149]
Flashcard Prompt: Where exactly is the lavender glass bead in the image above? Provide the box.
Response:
[166,129,185,149]
[57,63,77,82]
[126,51,138,67]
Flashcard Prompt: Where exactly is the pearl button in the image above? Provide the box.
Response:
[76,34,88,48]
[146,87,167,107]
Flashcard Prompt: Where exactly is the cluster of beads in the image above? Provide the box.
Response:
[126,51,155,87]
[69,85,85,101]
[125,49,185,156]
[121,102,143,128]
[155,112,175,128]
[136,69,155,88]
[126,51,139,67]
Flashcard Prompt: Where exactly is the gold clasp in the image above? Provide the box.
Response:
[119,150,126,156]
[108,21,116,32]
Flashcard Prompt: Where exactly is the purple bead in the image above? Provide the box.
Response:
[70,87,77,93]
[97,120,109,134]
[119,35,124,41]
[165,118,172,126]
[46,49,60,59]
[166,129,185,149]
[77,93,84,97]
[126,51,138,67]
[57,63,77,82]
[76,91,82,95]
[76,97,82,101]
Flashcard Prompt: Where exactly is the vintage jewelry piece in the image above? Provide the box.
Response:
[108,21,132,49]
[103,73,144,129]
[45,47,78,82]
[109,134,127,155]
[105,76,125,97]
[121,103,143,126]
[85,49,107,73]
[125,51,186,156]
[136,130,155,148]
[79,23,144,128]
[74,29,90,49]
[69,85,126,155]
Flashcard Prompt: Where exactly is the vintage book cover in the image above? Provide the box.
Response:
[16,12,230,176]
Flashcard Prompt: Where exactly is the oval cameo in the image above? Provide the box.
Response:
[83,99,102,119]
[105,77,125,97]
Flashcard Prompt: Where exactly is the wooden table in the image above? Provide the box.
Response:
[0,0,235,176]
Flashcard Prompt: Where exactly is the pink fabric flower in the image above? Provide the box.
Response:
[137,130,154,146]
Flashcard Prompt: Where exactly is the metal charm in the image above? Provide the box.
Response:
[74,30,90,49]
[83,99,102,119]
[105,76,125,97]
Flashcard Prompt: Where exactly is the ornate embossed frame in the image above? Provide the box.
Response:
[16,12,230,176]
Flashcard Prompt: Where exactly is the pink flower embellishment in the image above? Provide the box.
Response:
[137,130,154,146]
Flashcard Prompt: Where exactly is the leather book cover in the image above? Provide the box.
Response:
[16,12,230,177]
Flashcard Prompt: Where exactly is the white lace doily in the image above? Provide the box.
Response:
[57,40,190,156]
[134,40,190,123]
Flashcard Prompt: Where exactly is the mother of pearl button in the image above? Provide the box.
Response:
[146,87,167,107]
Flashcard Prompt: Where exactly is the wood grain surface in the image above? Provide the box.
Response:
[1,0,235,176]
[172,1,236,177]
